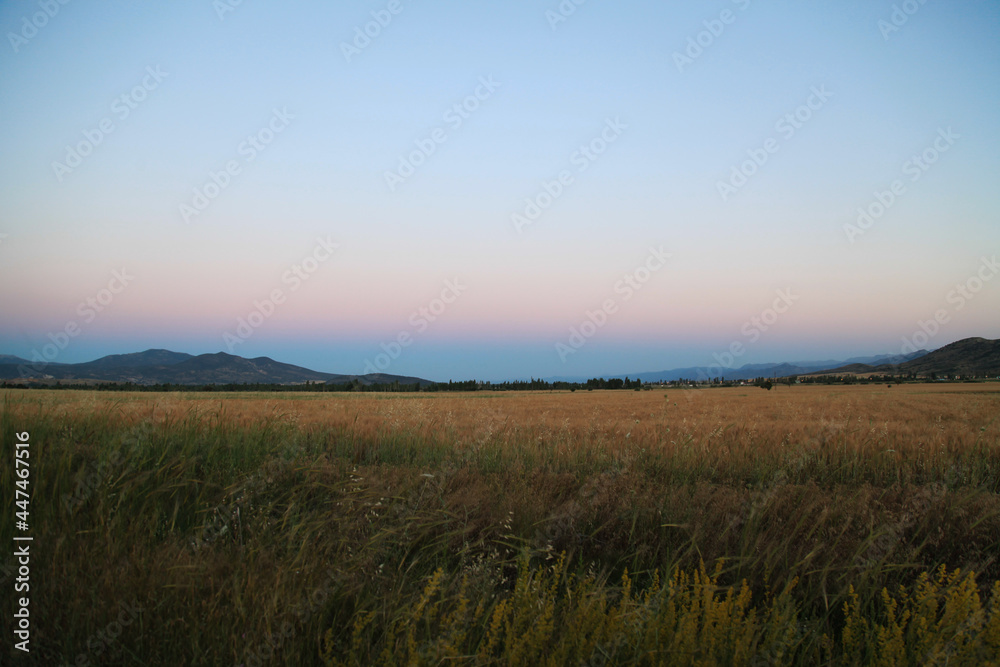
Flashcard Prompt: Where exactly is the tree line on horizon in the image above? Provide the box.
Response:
[4,372,994,393]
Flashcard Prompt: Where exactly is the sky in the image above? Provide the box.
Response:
[0,0,998,382]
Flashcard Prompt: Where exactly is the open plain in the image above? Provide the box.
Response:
[2,383,999,665]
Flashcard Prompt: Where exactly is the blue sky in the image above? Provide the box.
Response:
[0,0,998,381]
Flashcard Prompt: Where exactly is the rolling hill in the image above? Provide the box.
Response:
[809,337,1000,378]
[555,350,930,384]
[0,349,435,386]
[0,354,32,365]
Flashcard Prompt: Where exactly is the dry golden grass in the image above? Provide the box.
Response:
[2,384,998,664]
[16,382,1000,459]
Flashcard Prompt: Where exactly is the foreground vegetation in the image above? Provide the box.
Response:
[2,384,999,665]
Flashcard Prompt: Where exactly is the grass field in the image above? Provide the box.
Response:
[2,384,999,665]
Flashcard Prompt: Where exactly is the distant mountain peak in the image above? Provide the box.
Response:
[0,354,31,365]
[809,337,999,377]
[0,348,435,386]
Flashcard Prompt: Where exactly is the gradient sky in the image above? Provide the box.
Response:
[1,0,998,382]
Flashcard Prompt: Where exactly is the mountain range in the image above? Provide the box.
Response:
[0,350,435,387]
[544,338,1000,383]
[1,337,997,386]
[806,337,1000,378]
[545,351,931,384]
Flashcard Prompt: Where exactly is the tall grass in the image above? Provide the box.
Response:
[323,559,1000,666]
[1,386,998,665]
